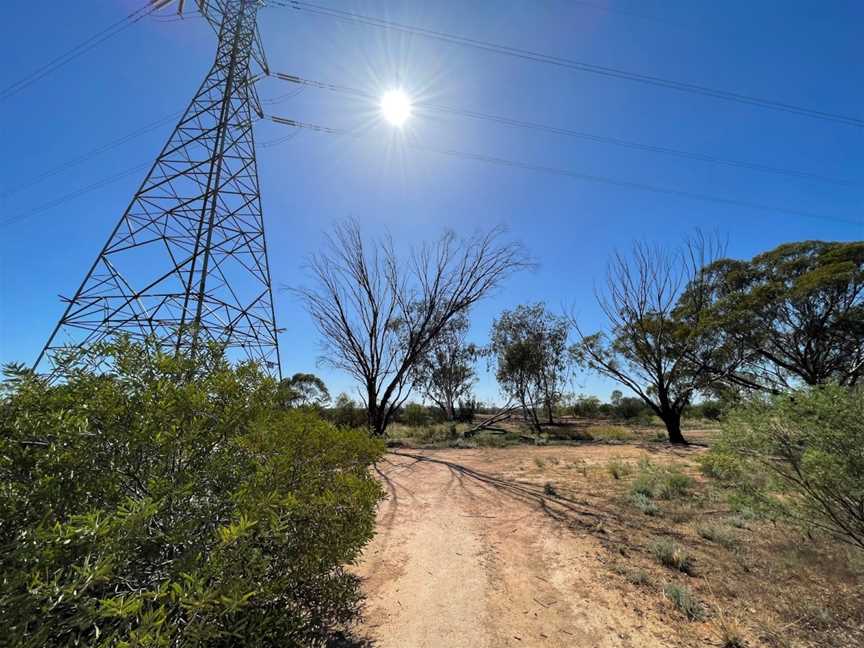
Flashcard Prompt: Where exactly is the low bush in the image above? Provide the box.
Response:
[630,492,660,516]
[590,424,634,443]
[650,539,695,574]
[664,583,704,620]
[402,402,429,427]
[630,461,693,500]
[611,564,652,586]
[0,340,384,647]
[704,385,864,550]
[698,524,738,550]
[607,457,634,480]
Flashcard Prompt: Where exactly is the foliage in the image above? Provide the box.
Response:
[591,425,634,443]
[0,341,384,647]
[491,302,570,430]
[697,524,738,550]
[565,393,601,418]
[324,392,369,429]
[411,313,477,421]
[700,241,864,390]
[630,460,693,500]
[630,492,660,516]
[277,372,331,409]
[664,584,704,620]
[294,220,528,436]
[606,457,634,480]
[651,539,695,575]
[402,402,428,427]
[689,399,724,421]
[612,396,651,421]
[455,397,479,423]
[704,384,864,550]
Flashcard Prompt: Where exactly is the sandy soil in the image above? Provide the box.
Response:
[352,447,678,647]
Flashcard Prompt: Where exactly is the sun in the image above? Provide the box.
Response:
[380,89,412,127]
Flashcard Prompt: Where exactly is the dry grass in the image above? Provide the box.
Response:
[437,426,864,648]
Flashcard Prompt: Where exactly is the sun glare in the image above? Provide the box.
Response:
[380,89,412,127]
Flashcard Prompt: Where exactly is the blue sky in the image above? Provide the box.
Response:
[1,0,861,404]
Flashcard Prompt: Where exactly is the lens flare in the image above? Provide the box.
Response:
[380,89,412,127]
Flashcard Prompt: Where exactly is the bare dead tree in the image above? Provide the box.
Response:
[570,233,741,444]
[294,220,530,436]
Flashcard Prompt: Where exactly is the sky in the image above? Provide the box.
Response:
[1,0,862,405]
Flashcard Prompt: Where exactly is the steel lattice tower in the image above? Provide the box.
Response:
[36,0,281,376]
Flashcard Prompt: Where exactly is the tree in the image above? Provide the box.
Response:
[0,339,384,647]
[567,393,601,418]
[701,241,864,390]
[277,372,331,409]
[571,236,738,444]
[411,313,477,421]
[490,303,570,430]
[295,220,528,436]
[328,391,367,428]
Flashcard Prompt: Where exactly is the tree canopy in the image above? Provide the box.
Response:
[410,313,477,421]
[700,240,864,390]
[491,302,570,430]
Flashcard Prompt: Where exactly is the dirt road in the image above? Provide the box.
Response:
[353,448,674,647]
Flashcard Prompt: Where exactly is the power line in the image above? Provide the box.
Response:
[265,114,861,227]
[1,1,162,101]
[1,116,302,228]
[3,111,182,198]
[5,85,299,199]
[273,0,864,128]
[1,164,150,229]
[273,72,856,187]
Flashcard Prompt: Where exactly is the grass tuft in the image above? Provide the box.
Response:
[630,492,660,516]
[590,425,634,443]
[606,457,634,480]
[611,564,652,586]
[664,583,704,620]
[698,524,738,550]
[651,538,695,575]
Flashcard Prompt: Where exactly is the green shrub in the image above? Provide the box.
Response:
[658,472,694,499]
[630,492,660,516]
[402,402,428,427]
[0,340,384,647]
[591,424,634,442]
[607,457,634,480]
[698,524,738,550]
[611,564,652,586]
[630,461,693,500]
[704,385,864,550]
[664,583,704,620]
[650,538,695,574]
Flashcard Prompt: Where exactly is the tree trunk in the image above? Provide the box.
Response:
[661,410,687,445]
[367,386,387,437]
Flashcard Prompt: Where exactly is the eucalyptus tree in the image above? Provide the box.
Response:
[699,241,864,390]
[490,303,570,431]
[411,313,477,421]
[277,373,331,409]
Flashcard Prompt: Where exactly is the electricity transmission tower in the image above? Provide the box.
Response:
[36,0,282,377]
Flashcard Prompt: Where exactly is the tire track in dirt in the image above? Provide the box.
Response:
[353,450,673,647]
